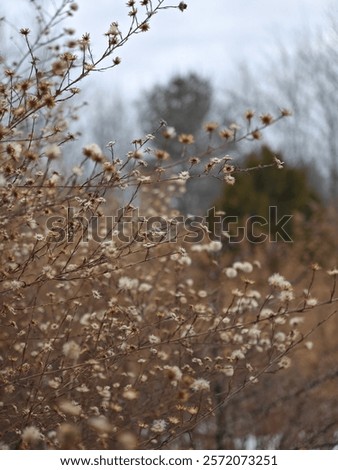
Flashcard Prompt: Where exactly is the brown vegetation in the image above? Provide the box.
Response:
[0,0,338,450]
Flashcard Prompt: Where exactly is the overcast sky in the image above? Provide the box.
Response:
[63,0,336,97]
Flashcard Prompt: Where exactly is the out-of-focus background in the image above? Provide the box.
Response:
[2,1,338,450]
[2,0,338,254]
[2,1,337,164]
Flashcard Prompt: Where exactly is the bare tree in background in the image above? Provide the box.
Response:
[136,72,219,214]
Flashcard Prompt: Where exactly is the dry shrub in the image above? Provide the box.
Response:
[0,0,337,450]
